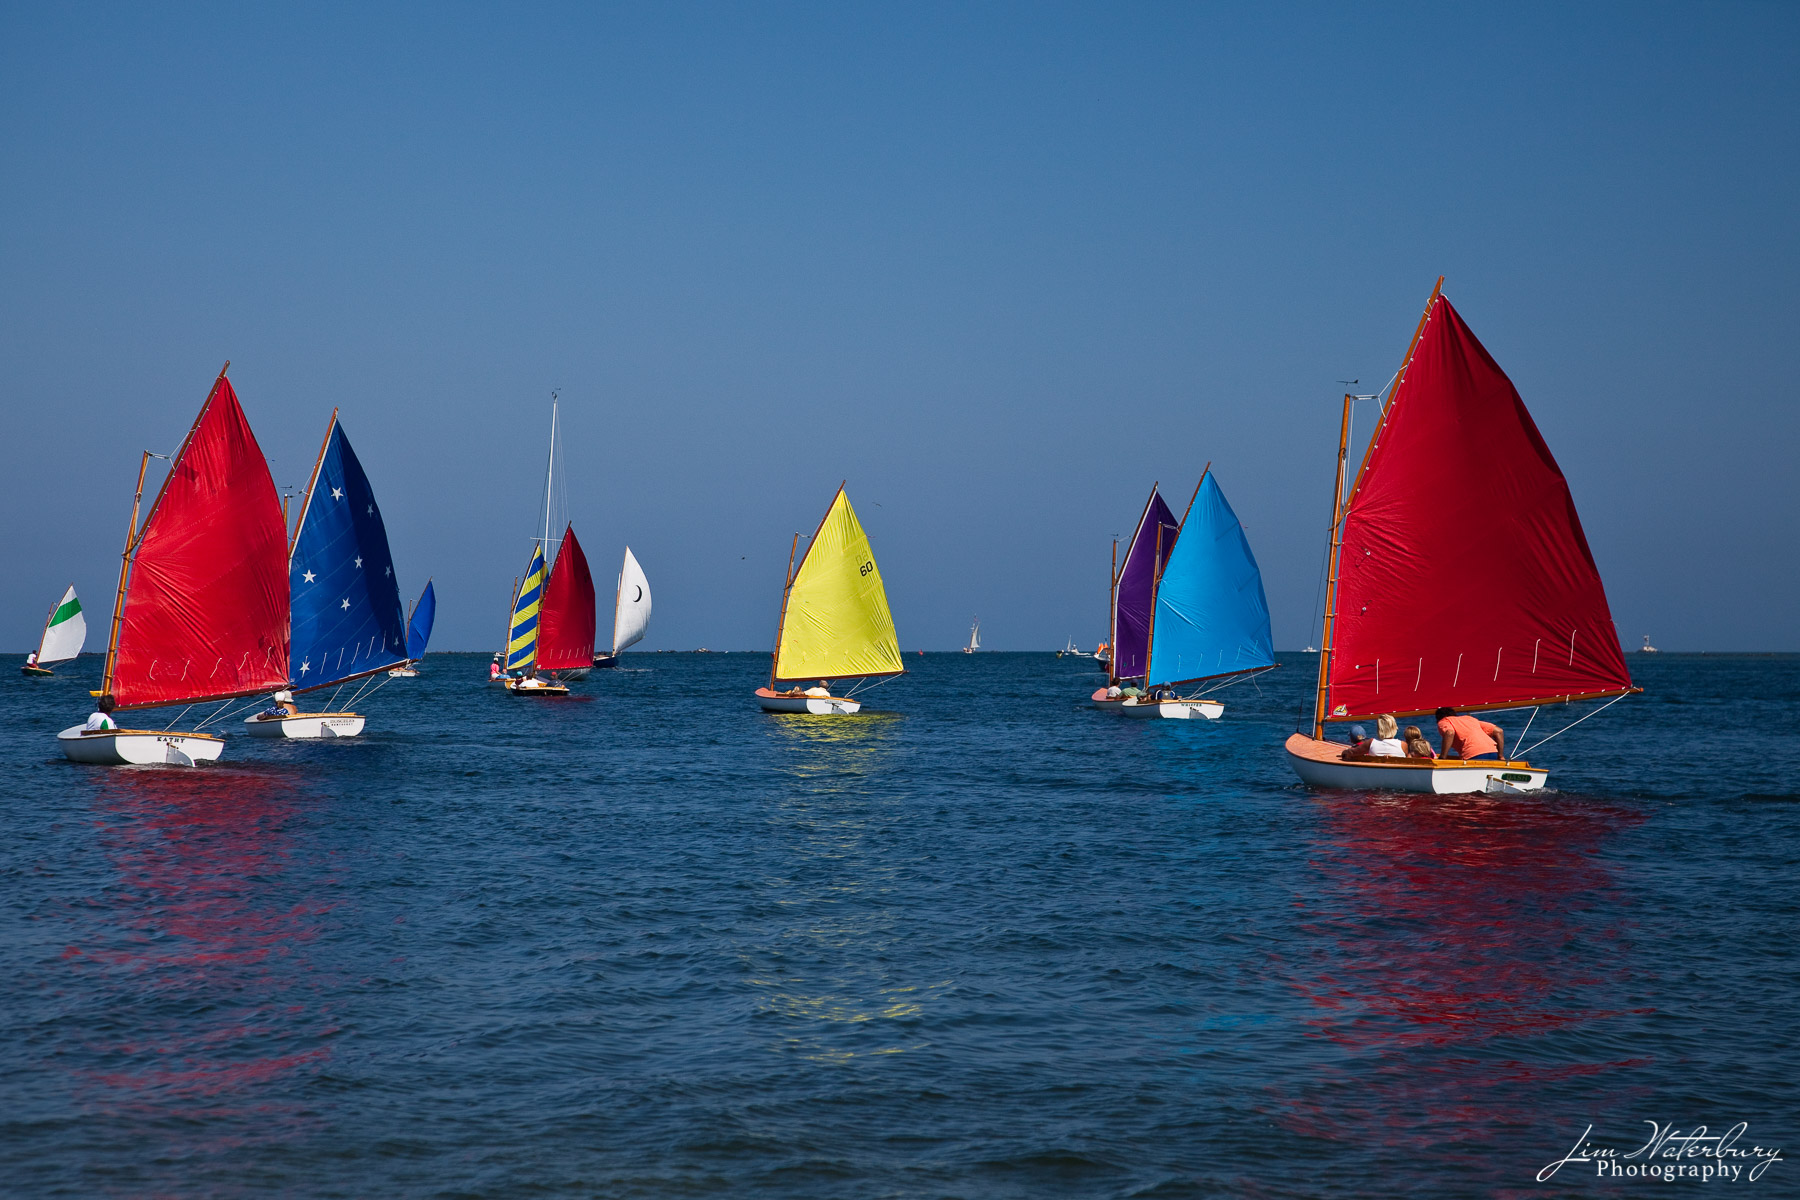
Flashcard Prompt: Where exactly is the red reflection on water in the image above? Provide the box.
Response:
[68,764,338,1110]
[1274,792,1652,1148]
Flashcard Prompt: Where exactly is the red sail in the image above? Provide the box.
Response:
[1326,296,1631,720]
[537,524,596,670]
[111,376,290,710]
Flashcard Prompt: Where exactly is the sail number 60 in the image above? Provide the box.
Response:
[859,561,873,577]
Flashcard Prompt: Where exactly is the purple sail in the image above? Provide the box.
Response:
[1112,487,1180,681]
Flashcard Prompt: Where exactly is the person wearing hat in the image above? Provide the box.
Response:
[261,690,300,718]
[1344,714,1406,759]
[490,653,504,681]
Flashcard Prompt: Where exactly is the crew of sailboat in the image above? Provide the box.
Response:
[39,281,1643,784]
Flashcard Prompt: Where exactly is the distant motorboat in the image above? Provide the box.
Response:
[1640,635,1658,653]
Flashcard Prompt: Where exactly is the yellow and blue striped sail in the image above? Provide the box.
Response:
[507,545,547,670]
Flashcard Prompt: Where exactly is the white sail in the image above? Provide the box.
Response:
[967,618,980,652]
[37,585,85,665]
[612,547,652,654]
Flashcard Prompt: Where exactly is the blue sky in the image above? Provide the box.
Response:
[3,3,1795,651]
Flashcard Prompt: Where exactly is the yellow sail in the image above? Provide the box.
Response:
[774,487,902,681]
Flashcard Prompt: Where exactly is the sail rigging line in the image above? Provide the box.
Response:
[1511,706,1540,758]
[164,704,194,731]
[1514,692,1634,758]
[1193,663,1279,698]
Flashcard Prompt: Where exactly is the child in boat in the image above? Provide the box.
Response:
[83,695,117,731]
[1435,707,1504,760]
[1403,725,1436,759]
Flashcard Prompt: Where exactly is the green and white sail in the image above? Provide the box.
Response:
[36,585,85,665]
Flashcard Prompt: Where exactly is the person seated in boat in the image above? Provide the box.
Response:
[1105,684,1123,698]
[1403,725,1436,759]
[261,690,300,718]
[1345,714,1407,758]
[804,680,833,698]
[490,654,504,680]
[1435,706,1505,760]
[83,695,117,732]
[26,652,38,669]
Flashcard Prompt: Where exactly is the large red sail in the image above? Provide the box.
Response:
[1326,296,1631,720]
[536,524,596,670]
[110,376,290,710]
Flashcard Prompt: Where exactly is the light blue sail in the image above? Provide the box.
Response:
[406,580,435,661]
[1144,472,1275,687]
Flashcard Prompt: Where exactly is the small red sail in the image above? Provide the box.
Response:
[111,376,290,709]
[537,524,596,670]
[1327,296,1631,720]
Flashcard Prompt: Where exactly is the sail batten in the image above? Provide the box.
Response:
[1144,472,1275,689]
[538,524,596,670]
[772,487,901,682]
[108,375,289,711]
[288,417,408,692]
[1324,294,1632,721]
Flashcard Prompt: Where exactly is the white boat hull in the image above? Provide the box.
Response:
[755,688,863,715]
[1120,697,1223,719]
[1284,733,1547,794]
[243,712,365,739]
[58,726,225,766]
[387,667,418,678]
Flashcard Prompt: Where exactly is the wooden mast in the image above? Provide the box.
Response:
[100,362,231,698]
[290,408,338,556]
[1312,279,1443,738]
[1311,396,1354,739]
[1106,537,1118,681]
[611,553,625,659]
[1142,521,1164,690]
[769,533,801,688]
[1179,462,1212,527]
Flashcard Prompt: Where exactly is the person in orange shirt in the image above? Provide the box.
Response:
[1435,707,1504,760]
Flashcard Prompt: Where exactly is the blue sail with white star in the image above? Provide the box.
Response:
[289,415,409,691]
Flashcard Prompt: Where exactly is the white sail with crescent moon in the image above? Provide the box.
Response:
[612,546,652,654]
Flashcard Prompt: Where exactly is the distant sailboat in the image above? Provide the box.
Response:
[1092,486,1179,708]
[1058,636,1086,658]
[1118,469,1278,719]
[964,617,980,653]
[504,400,594,697]
[1285,280,1639,793]
[246,410,408,738]
[594,547,651,668]
[59,365,289,765]
[754,484,903,714]
[390,580,435,677]
[23,586,84,676]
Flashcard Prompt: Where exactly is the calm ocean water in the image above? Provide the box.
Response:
[2,651,1796,1198]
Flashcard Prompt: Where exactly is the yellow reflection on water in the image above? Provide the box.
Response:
[751,711,942,1062]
